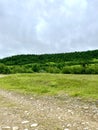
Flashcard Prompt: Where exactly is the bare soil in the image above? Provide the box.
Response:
[0,89,98,130]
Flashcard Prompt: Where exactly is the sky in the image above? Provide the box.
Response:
[0,0,98,58]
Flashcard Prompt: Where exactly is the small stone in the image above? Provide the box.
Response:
[21,120,29,124]
[83,107,89,110]
[68,110,72,113]
[64,128,69,130]
[2,126,11,130]
[68,110,74,115]
[24,111,30,115]
[86,122,89,125]
[58,116,61,119]
[81,122,85,125]
[31,123,38,127]
[24,111,28,113]
[12,126,19,130]
[83,127,89,130]
[73,123,77,127]
[66,124,71,128]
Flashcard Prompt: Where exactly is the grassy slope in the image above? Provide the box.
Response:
[0,73,98,100]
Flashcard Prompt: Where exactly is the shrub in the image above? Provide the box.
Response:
[46,67,60,73]
[0,63,10,74]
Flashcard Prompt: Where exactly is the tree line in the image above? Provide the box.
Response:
[0,49,98,74]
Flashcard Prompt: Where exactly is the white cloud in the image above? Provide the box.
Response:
[0,0,98,58]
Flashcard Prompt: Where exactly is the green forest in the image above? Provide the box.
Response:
[0,49,98,74]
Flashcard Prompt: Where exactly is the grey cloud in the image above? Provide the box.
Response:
[0,0,98,58]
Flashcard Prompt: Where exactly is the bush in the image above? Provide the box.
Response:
[62,65,84,74]
[85,64,98,74]
[46,67,60,73]
[62,66,72,74]
[32,64,40,72]
[0,63,10,74]
[72,66,83,74]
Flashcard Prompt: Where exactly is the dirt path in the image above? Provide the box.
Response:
[0,89,98,130]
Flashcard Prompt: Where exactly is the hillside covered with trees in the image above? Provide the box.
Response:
[0,49,98,74]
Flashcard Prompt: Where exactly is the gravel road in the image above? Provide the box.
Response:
[0,89,98,130]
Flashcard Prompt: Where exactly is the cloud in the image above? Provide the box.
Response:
[0,0,98,58]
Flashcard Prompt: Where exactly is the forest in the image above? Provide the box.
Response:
[0,49,98,74]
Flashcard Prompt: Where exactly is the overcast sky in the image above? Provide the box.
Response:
[0,0,98,58]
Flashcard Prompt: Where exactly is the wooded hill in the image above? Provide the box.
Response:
[0,50,98,65]
[0,49,98,74]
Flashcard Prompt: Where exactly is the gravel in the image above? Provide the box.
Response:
[0,89,98,130]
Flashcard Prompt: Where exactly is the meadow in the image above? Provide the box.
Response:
[0,73,98,100]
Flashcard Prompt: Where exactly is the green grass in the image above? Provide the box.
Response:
[0,73,98,100]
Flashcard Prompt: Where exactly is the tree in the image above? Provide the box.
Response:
[0,63,10,74]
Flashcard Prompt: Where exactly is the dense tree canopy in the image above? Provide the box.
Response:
[0,50,98,65]
[0,50,98,74]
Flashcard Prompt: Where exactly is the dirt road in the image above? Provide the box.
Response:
[0,89,98,130]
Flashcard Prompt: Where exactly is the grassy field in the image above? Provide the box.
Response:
[0,73,98,100]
